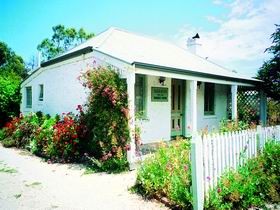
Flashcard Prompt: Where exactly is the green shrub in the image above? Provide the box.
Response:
[0,111,87,162]
[0,129,6,141]
[2,137,16,147]
[134,139,192,209]
[205,141,280,209]
[81,66,130,172]
[0,73,22,128]
[13,114,41,148]
[48,113,83,161]
[267,99,280,125]
[29,116,56,156]
[219,119,255,133]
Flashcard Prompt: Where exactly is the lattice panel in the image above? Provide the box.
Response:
[237,90,260,123]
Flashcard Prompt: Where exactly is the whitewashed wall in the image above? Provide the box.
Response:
[20,51,132,116]
[197,83,228,132]
[136,75,172,144]
[21,55,93,115]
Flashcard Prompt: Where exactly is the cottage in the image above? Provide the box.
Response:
[21,27,266,162]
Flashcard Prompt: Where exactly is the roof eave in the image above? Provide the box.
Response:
[41,46,93,67]
[21,46,94,86]
[133,61,262,85]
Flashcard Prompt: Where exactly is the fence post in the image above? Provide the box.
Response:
[191,134,204,210]
[256,125,262,151]
[276,125,280,141]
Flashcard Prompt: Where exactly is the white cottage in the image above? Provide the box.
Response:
[21,27,265,158]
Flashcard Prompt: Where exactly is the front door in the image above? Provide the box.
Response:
[171,79,185,137]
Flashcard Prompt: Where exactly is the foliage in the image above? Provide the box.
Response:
[219,119,255,133]
[267,99,280,125]
[257,24,280,102]
[0,42,26,127]
[205,141,280,209]
[237,90,260,124]
[29,115,56,155]
[0,42,26,78]
[37,24,94,61]
[48,113,82,161]
[81,66,130,172]
[134,139,192,209]
[0,110,87,162]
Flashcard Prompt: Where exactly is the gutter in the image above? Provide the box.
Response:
[133,62,262,85]
[41,46,93,67]
[21,46,93,85]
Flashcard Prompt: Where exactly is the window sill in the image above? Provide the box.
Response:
[136,118,149,122]
[203,115,217,119]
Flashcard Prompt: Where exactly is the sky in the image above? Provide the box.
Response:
[0,0,279,77]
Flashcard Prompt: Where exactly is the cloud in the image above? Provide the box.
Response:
[174,0,280,77]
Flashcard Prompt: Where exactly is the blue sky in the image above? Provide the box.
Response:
[1,0,279,76]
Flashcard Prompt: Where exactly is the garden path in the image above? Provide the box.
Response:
[0,145,167,210]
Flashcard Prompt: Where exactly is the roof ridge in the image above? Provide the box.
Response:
[110,27,237,74]
[94,27,116,49]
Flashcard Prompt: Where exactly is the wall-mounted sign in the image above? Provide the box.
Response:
[151,87,168,102]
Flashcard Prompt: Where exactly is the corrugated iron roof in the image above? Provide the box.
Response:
[45,27,261,83]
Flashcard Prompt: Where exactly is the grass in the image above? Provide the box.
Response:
[25,181,42,187]
[14,194,21,199]
[0,162,17,174]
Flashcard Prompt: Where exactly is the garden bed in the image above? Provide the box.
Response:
[133,139,280,209]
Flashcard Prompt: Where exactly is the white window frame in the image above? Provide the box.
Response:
[38,84,44,102]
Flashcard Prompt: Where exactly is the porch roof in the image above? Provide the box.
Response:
[44,27,261,85]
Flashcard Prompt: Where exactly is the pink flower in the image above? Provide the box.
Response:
[125,144,131,151]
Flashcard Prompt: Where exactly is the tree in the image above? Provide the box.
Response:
[0,42,26,78]
[0,41,25,127]
[257,24,280,102]
[37,25,94,61]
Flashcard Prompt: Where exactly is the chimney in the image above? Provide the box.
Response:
[187,33,200,54]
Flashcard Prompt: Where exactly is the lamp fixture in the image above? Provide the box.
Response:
[197,81,202,89]
[159,76,166,85]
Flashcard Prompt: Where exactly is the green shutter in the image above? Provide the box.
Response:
[135,75,146,117]
[26,87,32,108]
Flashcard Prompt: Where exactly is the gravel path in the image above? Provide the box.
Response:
[0,145,167,210]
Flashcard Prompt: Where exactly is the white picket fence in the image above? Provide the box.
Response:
[201,125,280,197]
[191,125,280,210]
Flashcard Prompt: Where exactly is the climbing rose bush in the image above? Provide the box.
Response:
[81,66,130,172]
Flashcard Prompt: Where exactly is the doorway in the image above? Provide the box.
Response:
[171,79,185,137]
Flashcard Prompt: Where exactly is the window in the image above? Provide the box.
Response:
[26,87,32,108]
[204,83,215,115]
[135,75,146,117]
[39,84,44,101]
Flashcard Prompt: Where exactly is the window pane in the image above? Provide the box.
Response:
[204,83,215,115]
[26,87,32,108]
[39,84,43,101]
